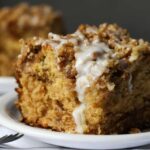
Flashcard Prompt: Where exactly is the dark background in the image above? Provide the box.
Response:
[0,0,150,40]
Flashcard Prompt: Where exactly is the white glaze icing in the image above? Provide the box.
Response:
[75,41,112,102]
[72,103,86,133]
[129,54,138,62]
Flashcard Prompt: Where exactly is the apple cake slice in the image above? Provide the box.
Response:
[16,23,150,134]
[0,3,64,76]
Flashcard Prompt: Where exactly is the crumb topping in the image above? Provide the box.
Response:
[99,23,150,62]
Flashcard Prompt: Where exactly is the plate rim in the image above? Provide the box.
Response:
[0,77,17,94]
[0,77,16,83]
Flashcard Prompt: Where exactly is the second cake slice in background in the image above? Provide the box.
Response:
[0,3,65,76]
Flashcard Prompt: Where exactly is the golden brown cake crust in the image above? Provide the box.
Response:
[16,23,150,134]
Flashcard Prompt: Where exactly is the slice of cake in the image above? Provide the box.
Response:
[16,23,150,134]
[0,3,64,76]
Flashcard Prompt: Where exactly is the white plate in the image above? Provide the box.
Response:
[0,77,17,94]
[0,92,150,149]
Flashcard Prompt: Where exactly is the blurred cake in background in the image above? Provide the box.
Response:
[0,3,64,76]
